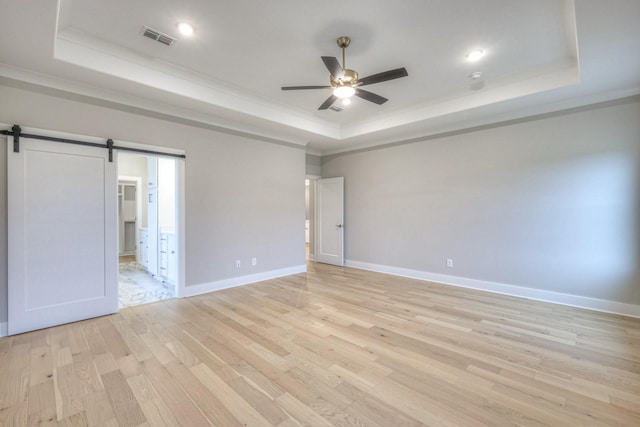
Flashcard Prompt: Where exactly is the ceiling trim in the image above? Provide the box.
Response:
[0,63,312,148]
[52,0,581,143]
[322,88,640,157]
[55,31,341,139]
[323,94,640,162]
[340,61,580,139]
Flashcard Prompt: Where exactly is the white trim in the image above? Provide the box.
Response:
[53,37,340,139]
[55,26,580,142]
[182,265,307,298]
[175,159,186,298]
[0,322,7,338]
[345,260,640,319]
[0,64,312,147]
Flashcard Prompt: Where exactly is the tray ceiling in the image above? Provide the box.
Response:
[0,0,638,153]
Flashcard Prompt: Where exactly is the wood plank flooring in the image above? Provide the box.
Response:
[1,262,639,426]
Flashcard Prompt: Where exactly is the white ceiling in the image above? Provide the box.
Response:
[0,0,639,154]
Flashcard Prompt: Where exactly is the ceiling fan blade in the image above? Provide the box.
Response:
[281,86,331,90]
[355,89,388,105]
[358,67,408,86]
[321,56,344,79]
[318,95,338,110]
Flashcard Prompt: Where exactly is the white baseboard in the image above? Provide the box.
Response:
[183,264,307,298]
[308,254,316,261]
[345,260,640,319]
[0,322,7,338]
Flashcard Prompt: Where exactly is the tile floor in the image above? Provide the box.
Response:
[118,259,174,307]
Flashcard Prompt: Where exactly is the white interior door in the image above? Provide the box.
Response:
[316,177,344,266]
[8,136,118,335]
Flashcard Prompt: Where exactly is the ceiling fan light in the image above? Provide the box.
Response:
[342,98,352,106]
[333,85,356,98]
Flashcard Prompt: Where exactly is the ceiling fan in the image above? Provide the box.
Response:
[281,36,408,110]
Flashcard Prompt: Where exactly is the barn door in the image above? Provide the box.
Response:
[8,135,118,335]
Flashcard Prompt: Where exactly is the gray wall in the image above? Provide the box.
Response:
[322,98,640,305]
[306,154,321,176]
[0,83,306,323]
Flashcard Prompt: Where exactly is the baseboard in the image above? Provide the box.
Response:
[345,260,640,319]
[0,322,7,338]
[183,264,307,298]
[308,254,316,261]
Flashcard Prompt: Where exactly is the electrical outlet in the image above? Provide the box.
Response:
[235,259,241,268]
[447,258,454,268]
[252,257,257,266]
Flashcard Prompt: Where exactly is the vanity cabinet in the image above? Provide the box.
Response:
[159,232,177,284]
[137,228,149,268]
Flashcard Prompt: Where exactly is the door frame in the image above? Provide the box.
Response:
[116,145,186,298]
[306,174,321,261]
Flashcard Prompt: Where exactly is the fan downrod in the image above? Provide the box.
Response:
[332,36,358,85]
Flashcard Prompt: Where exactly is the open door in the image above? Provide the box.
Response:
[316,177,344,266]
[8,136,118,335]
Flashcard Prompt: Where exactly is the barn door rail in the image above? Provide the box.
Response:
[1,125,186,161]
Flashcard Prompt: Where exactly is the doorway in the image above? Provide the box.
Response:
[6,124,186,335]
[305,176,321,262]
[305,179,311,260]
[118,153,178,307]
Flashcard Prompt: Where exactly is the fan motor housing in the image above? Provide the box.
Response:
[331,69,359,87]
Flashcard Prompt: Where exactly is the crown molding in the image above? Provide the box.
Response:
[0,63,313,148]
[55,31,341,139]
[322,89,640,157]
[54,26,581,143]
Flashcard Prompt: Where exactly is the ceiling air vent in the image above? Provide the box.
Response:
[141,26,176,46]
[329,105,343,112]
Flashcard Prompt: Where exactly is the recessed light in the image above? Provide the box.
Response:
[466,49,484,62]
[178,22,194,37]
[469,71,483,80]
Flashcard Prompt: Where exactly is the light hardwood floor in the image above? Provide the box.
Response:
[1,262,639,426]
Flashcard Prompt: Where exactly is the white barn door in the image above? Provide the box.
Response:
[8,136,118,335]
[316,177,344,266]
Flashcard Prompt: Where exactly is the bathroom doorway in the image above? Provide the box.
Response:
[118,153,178,307]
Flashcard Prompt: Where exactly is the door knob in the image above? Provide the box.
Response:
[336,224,343,228]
